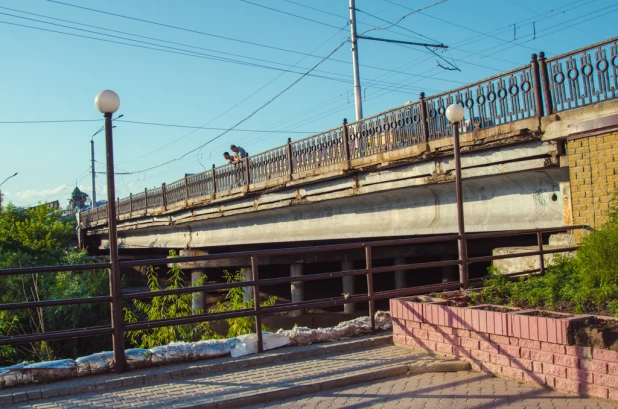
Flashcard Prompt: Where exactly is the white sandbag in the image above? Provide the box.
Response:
[0,363,34,388]
[75,352,114,376]
[125,348,152,369]
[149,344,185,365]
[230,334,258,357]
[286,326,316,345]
[192,338,236,359]
[263,332,292,350]
[24,359,77,383]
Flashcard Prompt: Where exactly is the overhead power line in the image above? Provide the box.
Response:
[0,119,101,124]
[116,120,318,133]
[239,0,344,30]
[118,40,348,175]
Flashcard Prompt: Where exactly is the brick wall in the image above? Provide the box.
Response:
[568,130,618,229]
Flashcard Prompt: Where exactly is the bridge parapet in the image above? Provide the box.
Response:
[80,36,618,228]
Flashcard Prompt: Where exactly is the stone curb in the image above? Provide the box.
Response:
[176,356,471,408]
[0,334,393,406]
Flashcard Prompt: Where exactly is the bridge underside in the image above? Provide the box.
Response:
[94,138,568,250]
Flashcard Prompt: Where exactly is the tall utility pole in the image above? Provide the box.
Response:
[349,0,363,121]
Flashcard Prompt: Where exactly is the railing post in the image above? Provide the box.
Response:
[116,198,120,220]
[211,164,217,195]
[342,118,351,165]
[251,256,263,353]
[129,193,133,217]
[144,188,148,212]
[419,92,430,142]
[538,51,554,116]
[286,137,294,177]
[184,175,190,204]
[537,231,545,275]
[365,246,375,331]
[162,183,167,210]
[244,155,251,187]
[530,53,545,119]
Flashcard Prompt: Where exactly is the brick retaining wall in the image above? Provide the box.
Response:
[391,298,618,401]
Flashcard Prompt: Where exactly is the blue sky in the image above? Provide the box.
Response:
[0,0,616,207]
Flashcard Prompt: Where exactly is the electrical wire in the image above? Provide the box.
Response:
[0,119,101,124]
[239,0,343,30]
[115,120,319,133]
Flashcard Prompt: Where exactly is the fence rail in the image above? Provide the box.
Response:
[0,225,587,373]
[79,37,618,227]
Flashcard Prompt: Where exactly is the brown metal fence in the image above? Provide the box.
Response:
[0,225,585,373]
[78,37,618,227]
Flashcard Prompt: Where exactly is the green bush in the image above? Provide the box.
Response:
[474,190,618,317]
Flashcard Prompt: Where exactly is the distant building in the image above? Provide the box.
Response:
[68,187,89,214]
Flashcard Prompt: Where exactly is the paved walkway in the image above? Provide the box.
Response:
[6,344,443,409]
[248,371,617,409]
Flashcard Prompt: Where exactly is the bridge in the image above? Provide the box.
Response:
[80,37,617,249]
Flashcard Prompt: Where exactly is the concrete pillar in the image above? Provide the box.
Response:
[394,257,407,290]
[341,260,355,313]
[290,263,304,317]
[242,266,254,303]
[441,253,458,283]
[191,268,206,314]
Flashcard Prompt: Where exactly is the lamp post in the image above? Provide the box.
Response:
[0,172,18,207]
[91,116,121,208]
[445,103,469,289]
[94,89,126,373]
[0,172,18,188]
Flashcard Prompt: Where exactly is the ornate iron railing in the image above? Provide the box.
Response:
[79,37,618,227]
[545,37,618,113]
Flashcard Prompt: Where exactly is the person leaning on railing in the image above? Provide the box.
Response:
[230,144,247,161]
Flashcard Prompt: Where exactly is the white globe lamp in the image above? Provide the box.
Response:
[445,103,464,123]
[95,90,120,114]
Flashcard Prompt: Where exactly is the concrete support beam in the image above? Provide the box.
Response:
[290,263,304,317]
[191,269,206,314]
[394,257,407,290]
[242,266,253,303]
[341,260,355,313]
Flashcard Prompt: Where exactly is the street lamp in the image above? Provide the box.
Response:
[91,115,122,208]
[445,103,468,289]
[0,172,18,188]
[94,89,126,373]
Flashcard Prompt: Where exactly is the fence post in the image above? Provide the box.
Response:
[538,51,554,116]
[365,246,375,332]
[420,92,430,142]
[144,188,148,212]
[537,231,545,275]
[162,183,167,210]
[530,53,545,119]
[251,256,263,353]
[184,175,190,205]
[129,193,133,217]
[211,165,217,195]
[342,118,351,165]
[116,198,120,220]
[286,138,294,177]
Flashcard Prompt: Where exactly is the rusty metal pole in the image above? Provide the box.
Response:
[161,183,167,210]
[286,138,294,177]
[342,118,351,164]
[538,52,553,116]
[103,112,126,373]
[251,256,263,353]
[537,231,545,275]
[420,92,430,142]
[452,122,469,290]
[211,164,217,195]
[365,246,375,331]
[530,54,545,119]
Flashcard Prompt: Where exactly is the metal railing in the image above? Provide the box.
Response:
[79,37,618,227]
[0,225,586,373]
